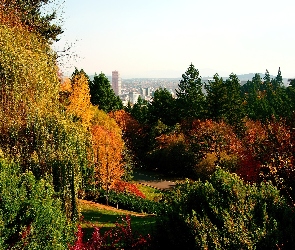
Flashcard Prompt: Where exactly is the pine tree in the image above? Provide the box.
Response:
[176,63,205,121]
[205,73,227,120]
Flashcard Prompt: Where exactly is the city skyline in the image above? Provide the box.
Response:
[53,0,295,79]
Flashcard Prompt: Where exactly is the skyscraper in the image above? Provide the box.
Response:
[112,71,121,96]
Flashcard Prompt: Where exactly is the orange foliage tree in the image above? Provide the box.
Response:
[187,119,243,178]
[91,125,124,193]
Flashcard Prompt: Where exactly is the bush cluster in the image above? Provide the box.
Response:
[153,169,295,249]
[85,188,165,215]
[0,159,75,249]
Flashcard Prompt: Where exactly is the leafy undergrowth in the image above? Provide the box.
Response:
[78,199,156,242]
[135,183,164,201]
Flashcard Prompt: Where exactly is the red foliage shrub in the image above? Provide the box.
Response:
[112,180,146,199]
[237,119,295,202]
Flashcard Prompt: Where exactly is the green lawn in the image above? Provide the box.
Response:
[79,200,157,241]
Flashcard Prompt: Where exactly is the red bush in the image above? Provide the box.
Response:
[112,180,146,199]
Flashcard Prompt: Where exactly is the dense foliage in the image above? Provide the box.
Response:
[153,169,295,249]
[0,159,75,249]
[89,72,123,112]
[0,0,63,42]
[1,0,295,248]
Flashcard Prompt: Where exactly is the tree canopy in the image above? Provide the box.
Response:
[90,72,123,113]
[176,63,205,120]
[0,0,63,42]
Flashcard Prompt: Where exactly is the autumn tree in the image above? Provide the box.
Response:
[188,119,243,179]
[91,124,124,204]
[0,0,63,42]
[0,13,90,220]
[110,109,145,168]
[66,70,94,127]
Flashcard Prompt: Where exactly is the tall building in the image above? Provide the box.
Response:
[112,71,121,96]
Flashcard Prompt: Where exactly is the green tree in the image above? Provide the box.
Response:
[176,63,205,121]
[242,73,269,120]
[268,68,290,119]
[205,73,244,131]
[89,72,123,113]
[242,69,290,121]
[149,88,177,126]
[0,159,75,249]
[205,73,226,121]
[286,78,295,116]
[130,96,150,125]
[223,73,245,128]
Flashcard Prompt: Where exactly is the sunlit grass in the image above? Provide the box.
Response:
[79,200,157,240]
[135,183,164,201]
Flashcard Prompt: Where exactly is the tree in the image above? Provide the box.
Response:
[149,88,177,126]
[242,70,290,121]
[242,73,269,121]
[268,68,290,119]
[89,72,123,113]
[91,124,124,204]
[110,109,145,168]
[286,78,295,116]
[0,0,63,42]
[67,71,93,127]
[176,63,205,121]
[205,73,227,121]
[0,18,89,220]
[204,73,245,126]
[223,73,245,129]
[130,96,150,124]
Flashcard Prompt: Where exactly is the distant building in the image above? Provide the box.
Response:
[112,71,121,96]
[140,87,152,98]
[129,92,140,104]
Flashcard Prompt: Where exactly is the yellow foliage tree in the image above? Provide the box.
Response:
[66,73,94,127]
[0,10,90,220]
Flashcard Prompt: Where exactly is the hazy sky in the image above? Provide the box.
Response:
[53,0,295,79]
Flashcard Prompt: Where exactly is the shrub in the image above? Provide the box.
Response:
[153,169,295,249]
[0,159,75,249]
[85,188,165,215]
